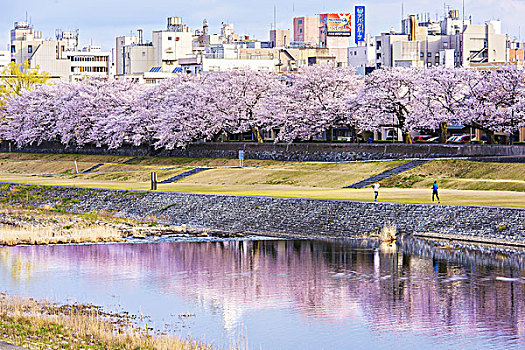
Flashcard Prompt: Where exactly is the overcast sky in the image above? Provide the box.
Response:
[1,0,524,51]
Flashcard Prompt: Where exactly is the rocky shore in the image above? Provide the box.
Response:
[0,182,524,245]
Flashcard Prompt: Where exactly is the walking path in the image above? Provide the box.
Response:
[344,159,431,188]
[159,167,211,184]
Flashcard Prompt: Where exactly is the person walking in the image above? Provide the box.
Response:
[373,181,380,202]
[432,180,440,203]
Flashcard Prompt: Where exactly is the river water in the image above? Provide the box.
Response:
[0,237,524,350]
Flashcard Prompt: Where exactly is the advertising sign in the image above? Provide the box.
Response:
[355,6,365,44]
[320,13,352,37]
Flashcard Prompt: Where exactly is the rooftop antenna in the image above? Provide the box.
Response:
[401,3,404,20]
[462,0,465,33]
[25,11,28,22]
[274,4,276,31]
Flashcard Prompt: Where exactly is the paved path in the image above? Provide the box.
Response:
[344,159,431,189]
[0,341,28,350]
[159,167,211,183]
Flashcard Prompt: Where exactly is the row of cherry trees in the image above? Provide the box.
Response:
[1,64,524,149]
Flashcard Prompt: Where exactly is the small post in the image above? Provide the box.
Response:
[238,150,245,168]
[151,172,157,190]
[74,160,79,174]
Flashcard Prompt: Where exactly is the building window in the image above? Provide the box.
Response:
[168,36,172,40]
[298,19,303,24]
[11,46,15,53]
[443,42,449,48]
[300,28,303,33]
[376,41,381,48]
[28,45,33,53]
[420,52,424,57]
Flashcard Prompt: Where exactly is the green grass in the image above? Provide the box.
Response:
[1,154,525,208]
[382,159,525,192]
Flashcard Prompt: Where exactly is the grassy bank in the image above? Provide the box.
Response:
[1,153,524,207]
[0,294,209,349]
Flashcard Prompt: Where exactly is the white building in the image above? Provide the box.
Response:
[0,51,10,71]
[368,11,509,69]
[9,21,110,82]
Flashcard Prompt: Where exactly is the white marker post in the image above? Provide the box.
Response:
[74,160,79,174]
[238,150,245,168]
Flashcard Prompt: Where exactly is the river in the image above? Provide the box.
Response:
[0,236,524,349]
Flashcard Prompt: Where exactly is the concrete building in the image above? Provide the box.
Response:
[270,29,290,48]
[151,17,194,72]
[347,35,376,74]
[369,11,509,69]
[9,21,110,82]
[293,16,320,46]
[0,51,10,71]
[68,45,110,82]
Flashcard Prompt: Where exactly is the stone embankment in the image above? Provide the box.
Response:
[2,141,524,162]
[1,183,524,243]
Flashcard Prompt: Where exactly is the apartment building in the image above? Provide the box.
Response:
[293,16,320,46]
[0,51,9,71]
[270,29,290,48]
[359,11,509,70]
[9,21,110,81]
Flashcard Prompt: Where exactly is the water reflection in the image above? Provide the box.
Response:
[0,238,524,349]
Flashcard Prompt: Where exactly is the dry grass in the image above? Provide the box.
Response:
[180,161,406,188]
[0,294,210,349]
[0,225,125,246]
[379,223,397,243]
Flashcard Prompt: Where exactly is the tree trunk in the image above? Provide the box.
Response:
[250,126,264,143]
[439,122,448,144]
[486,130,496,144]
[326,127,333,142]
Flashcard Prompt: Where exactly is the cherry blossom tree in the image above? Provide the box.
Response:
[413,67,474,143]
[0,82,73,146]
[205,70,281,143]
[266,65,363,142]
[462,64,525,144]
[56,78,140,147]
[355,67,420,142]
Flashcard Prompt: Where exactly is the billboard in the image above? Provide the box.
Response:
[355,6,365,44]
[320,13,352,37]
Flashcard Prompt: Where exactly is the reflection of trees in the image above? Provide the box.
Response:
[3,239,525,342]
[0,247,39,282]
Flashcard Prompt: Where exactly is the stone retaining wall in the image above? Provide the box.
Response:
[1,141,524,162]
[1,183,524,241]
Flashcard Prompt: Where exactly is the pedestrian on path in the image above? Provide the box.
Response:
[432,180,440,203]
[373,181,380,202]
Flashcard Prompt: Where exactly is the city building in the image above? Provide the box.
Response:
[0,51,9,71]
[293,16,320,46]
[270,29,290,48]
[9,21,110,82]
[366,11,509,69]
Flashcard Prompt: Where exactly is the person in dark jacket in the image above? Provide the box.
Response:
[432,181,440,204]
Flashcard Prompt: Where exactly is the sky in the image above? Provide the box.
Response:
[1,0,524,51]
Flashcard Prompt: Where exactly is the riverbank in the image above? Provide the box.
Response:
[0,183,523,245]
[0,293,209,350]
[0,204,200,246]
